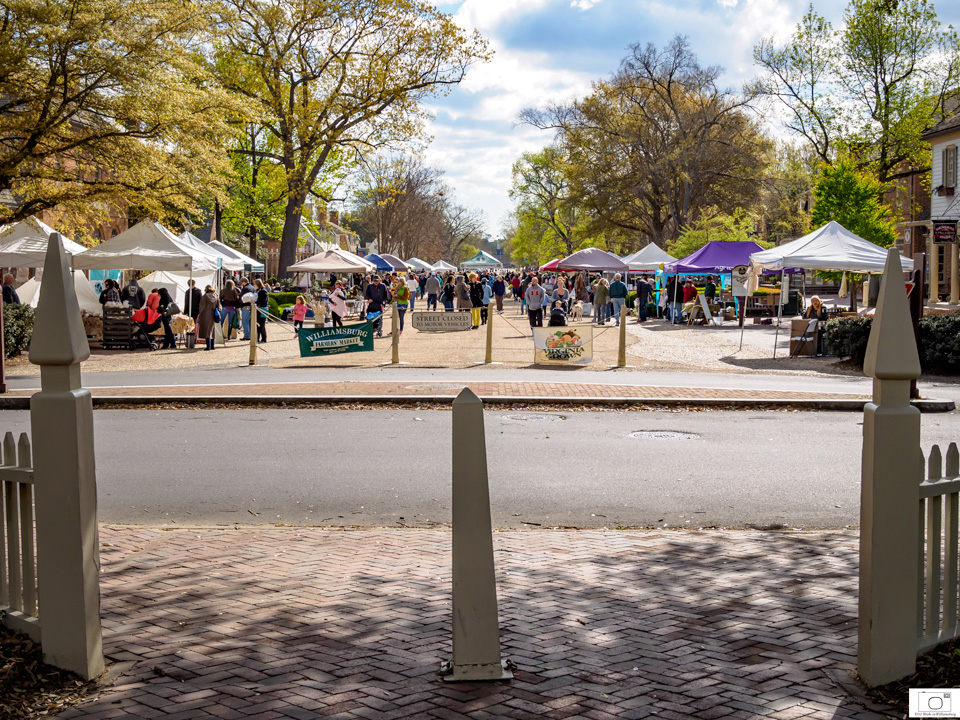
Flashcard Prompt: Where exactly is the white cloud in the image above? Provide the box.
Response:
[571,0,601,9]
[453,0,551,32]
[717,0,738,7]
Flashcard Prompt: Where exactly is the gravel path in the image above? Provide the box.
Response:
[5,304,858,378]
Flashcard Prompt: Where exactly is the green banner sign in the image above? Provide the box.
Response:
[297,322,375,357]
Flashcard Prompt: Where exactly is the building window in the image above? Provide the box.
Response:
[943,145,957,189]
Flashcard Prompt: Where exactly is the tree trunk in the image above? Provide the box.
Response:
[278,197,303,279]
[248,226,258,266]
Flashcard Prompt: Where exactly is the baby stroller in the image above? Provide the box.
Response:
[130,307,162,350]
[366,310,384,337]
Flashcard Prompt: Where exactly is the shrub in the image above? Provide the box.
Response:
[919,313,960,374]
[822,316,872,365]
[4,303,34,358]
[626,291,637,308]
[267,292,301,318]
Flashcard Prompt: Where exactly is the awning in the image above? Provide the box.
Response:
[73,220,219,272]
[557,247,628,272]
[0,217,88,268]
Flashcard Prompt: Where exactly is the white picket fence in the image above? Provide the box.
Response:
[0,430,38,641]
[918,443,960,654]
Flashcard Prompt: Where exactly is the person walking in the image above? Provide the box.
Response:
[238,277,256,340]
[254,278,268,343]
[510,274,521,302]
[664,275,681,324]
[156,288,178,349]
[219,279,241,340]
[393,275,410,332]
[2,274,19,305]
[120,278,145,308]
[425,272,440,311]
[468,273,483,329]
[184,279,202,322]
[608,273,628,326]
[525,276,546,327]
[441,276,456,312]
[455,274,471,313]
[406,273,419,312]
[196,284,220,351]
[593,277,609,325]
[492,275,505,313]
[481,277,493,324]
[552,279,571,312]
[364,275,390,336]
[329,281,346,327]
[290,295,309,333]
[635,276,652,323]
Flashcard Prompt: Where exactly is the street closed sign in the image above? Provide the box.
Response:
[411,311,472,332]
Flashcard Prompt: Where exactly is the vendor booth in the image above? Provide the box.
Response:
[365,253,401,272]
[377,253,408,271]
[287,249,376,274]
[749,221,915,358]
[557,247,628,272]
[209,240,264,273]
[460,250,503,272]
[16,273,102,314]
[179,231,244,271]
[0,216,87,268]
[73,220,220,272]
[432,260,457,272]
[622,244,677,271]
[539,258,561,272]
[406,257,433,272]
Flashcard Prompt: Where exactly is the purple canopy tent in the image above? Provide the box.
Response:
[665,240,766,274]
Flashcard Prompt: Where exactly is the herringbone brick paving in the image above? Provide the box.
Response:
[57,528,885,719]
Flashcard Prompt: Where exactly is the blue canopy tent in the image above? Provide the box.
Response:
[364,253,395,272]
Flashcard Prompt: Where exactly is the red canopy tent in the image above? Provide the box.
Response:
[539,258,561,271]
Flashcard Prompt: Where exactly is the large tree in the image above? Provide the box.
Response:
[509,146,579,257]
[523,36,771,247]
[0,0,243,231]
[216,0,489,277]
[754,0,960,182]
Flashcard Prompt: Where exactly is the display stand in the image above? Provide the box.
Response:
[101,307,134,349]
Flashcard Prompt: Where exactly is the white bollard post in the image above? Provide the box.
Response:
[442,388,512,682]
[249,301,257,366]
[28,233,104,680]
[485,307,493,364]
[391,303,399,364]
[858,247,921,687]
[617,304,627,367]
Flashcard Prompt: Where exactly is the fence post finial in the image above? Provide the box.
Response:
[28,233,103,680]
[27,232,89,367]
[858,246,921,687]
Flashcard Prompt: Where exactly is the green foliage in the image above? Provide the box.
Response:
[822,316,873,364]
[811,157,897,249]
[3,303,34,358]
[823,312,960,374]
[919,314,960,374]
[667,209,772,259]
[267,292,301,318]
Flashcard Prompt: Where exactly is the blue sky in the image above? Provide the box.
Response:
[419,0,960,240]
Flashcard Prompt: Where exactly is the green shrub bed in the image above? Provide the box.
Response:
[4,303,34,358]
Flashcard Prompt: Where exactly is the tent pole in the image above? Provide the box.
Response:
[773,267,785,358]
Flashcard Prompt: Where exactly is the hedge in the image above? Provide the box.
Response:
[4,303,34,358]
[267,292,302,318]
[823,312,960,374]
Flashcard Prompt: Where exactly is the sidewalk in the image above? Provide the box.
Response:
[56,527,885,720]
[3,379,952,412]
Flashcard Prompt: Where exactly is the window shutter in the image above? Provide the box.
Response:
[948,147,958,188]
[943,148,948,187]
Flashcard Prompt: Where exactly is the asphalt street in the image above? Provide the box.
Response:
[4,406,959,529]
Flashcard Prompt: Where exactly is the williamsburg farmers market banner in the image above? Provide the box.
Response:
[532,327,593,364]
[298,322,374,357]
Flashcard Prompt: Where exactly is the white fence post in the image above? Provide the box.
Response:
[28,233,104,680]
[858,247,921,687]
[442,388,512,681]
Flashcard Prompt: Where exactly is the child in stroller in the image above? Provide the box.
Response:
[130,306,163,350]
[367,310,384,337]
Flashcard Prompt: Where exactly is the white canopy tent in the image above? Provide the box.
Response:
[139,270,218,300]
[16,272,102,314]
[557,247,628,272]
[621,244,677,271]
[287,249,375,274]
[0,217,88,267]
[406,257,433,271]
[748,221,915,359]
[179,232,244,271]
[749,221,914,274]
[432,260,457,272]
[74,220,220,272]
[209,240,265,273]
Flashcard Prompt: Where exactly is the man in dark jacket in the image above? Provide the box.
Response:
[184,279,202,320]
[2,274,20,305]
[238,277,256,340]
[364,275,390,336]
[120,279,145,308]
[635,276,652,322]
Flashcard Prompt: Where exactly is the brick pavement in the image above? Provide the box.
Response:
[55,527,888,719]
[6,381,869,402]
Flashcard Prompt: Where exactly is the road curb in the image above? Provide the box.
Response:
[0,394,953,412]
